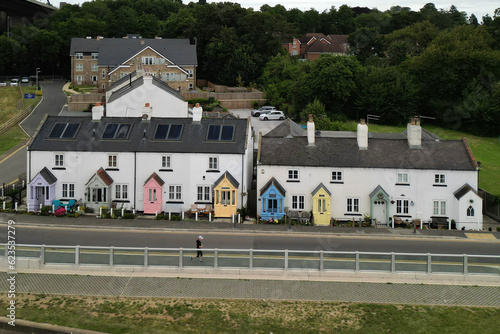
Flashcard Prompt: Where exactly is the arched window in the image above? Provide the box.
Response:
[467,206,474,217]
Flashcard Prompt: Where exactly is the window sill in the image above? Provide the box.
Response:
[113,200,130,203]
[395,183,410,186]
[433,184,447,187]
[195,201,212,204]
[286,180,300,183]
[394,214,412,218]
[106,168,119,171]
[330,181,344,184]
[159,169,173,172]
[52,167,66,170]
[166,201,184,204]
[206,170,220,173]
[344,213,362,216]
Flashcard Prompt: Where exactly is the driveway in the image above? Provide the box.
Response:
[230,109,285,149]
[0,80,67,185]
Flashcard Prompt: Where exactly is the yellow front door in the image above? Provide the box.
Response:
[214,185,237,218]
[313,192,331,226]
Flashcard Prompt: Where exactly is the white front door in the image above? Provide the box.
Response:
[372,200,386,225]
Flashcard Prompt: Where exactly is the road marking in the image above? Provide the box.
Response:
[466,233,497,240]
[0,143,27,165]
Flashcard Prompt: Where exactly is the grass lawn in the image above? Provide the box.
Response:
[0,126,28,156]
[369,123,500,195]
[2,294,499,334]
[0,86,22,124]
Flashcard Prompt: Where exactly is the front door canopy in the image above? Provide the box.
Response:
[369,185,390,201]
[213,171,240,189]
[85,167,114,187]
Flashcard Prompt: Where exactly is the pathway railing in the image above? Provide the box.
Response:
[1,244,499,276]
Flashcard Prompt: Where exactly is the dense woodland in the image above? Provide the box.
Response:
[0,0,499,134]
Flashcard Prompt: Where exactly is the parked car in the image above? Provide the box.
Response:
[259,110,285,121]
[0,81,7,87]
[10,78,19,86]
[251,106,276,117]
[21,77,29,83]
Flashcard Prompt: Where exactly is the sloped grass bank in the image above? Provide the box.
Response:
[1,294,500,334]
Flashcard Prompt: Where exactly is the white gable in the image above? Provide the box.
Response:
[106,76,188,118]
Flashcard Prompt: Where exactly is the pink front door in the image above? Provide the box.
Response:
[144,177,163,214]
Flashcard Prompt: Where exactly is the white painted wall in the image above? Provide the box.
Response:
[106,76,188,118]
[257,164,481,228]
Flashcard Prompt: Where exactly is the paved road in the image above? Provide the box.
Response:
[0,80,67,185]
[0,224,500,255]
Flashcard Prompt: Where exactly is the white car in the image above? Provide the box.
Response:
[10,78,19,86]
[259,110,285,121]
[21,77,29,83]
[0,82,7,87]
[251,106,276,117]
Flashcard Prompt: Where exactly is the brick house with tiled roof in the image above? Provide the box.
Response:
[284,33,349,60]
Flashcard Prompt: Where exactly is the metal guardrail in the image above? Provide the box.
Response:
[1,243,499,276]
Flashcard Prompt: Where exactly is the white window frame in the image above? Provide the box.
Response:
[162,155,171,169]
[91,64,98,72]
[75,75,84,82]
[62,183,74,198]
[396,199,409,214]
[433,200,447,216]
[108,154,117,168]
[75,63,83,72]
[91,52,98,60]
[101,69,106,79]
[208,156,218,170]
[397,172,409,184]
[434,173,446,185]
[169,185,182,201]
[346,197,360,213]
[142,57,155,65]
[115,184,128,200]
[54,153,64,167]
[331,170,343,182]
[288,169,299,181]
[90,75,98,82]
[75,52,83,60]
[291,195,305,210]
[188,69,193,78]
[197,186,211,202]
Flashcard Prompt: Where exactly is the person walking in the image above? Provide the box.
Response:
[190,236,203,262]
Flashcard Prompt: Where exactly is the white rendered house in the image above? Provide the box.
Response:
[27,75,253,217]
[257,116,482,230]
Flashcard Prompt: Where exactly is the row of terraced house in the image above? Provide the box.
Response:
[26,35,483,230]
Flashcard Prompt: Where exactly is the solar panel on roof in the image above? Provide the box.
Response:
[102,124,118,139]
[48,123,66,138]
[61,123,80,138]
[154,125,169,140]
[167,125,182,140]
[220,125,234,141]
[154,124,183,140]
[115,124,131,139]
[102,123,132,139]
[207,125,221,141]
[48,123,80,139]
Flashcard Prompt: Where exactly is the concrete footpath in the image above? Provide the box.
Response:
[1,212,499,240]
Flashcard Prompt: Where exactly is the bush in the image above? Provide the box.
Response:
[122,212,135,219]
[40,205,51,216]
[497,226,500,232]
[171,214,181,221]
[155,214,164,220]
[54,207,66,217]
[84,207,94,213]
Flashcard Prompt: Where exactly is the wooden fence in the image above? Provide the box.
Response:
[0,103,33,136]
[479,188,500,222]
[67,93,105,112]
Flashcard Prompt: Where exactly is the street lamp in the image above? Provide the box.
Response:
[36,68,40,91]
